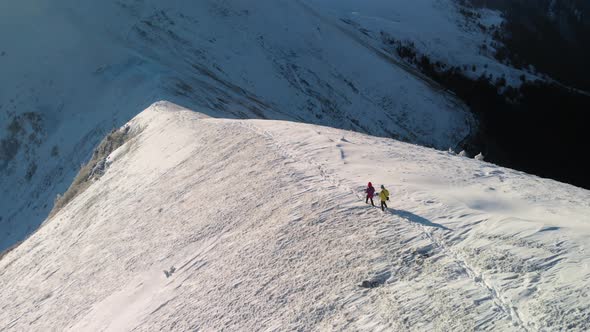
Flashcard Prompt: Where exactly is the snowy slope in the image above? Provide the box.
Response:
[0,0,473,252]
[1,102,588,331]
[304,0,536,86]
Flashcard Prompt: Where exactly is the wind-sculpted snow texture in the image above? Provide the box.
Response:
[0,0,473,251]
[1,103,588,331]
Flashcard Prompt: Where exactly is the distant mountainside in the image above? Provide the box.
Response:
[465,0,590,91]
[461,0,590,189]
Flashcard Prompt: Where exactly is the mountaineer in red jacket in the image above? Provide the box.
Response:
[365,182,375,206]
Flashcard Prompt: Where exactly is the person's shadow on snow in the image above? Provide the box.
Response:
[391,209,452,231]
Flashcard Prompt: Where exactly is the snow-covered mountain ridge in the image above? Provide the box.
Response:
[0,0,477,252]
[1,102,589,331]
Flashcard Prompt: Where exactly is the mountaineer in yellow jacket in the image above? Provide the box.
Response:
[379,185,390,211]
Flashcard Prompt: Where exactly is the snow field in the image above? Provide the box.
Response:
[1,102,588,331]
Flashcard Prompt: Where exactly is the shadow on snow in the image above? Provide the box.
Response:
[392,209,452,231]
